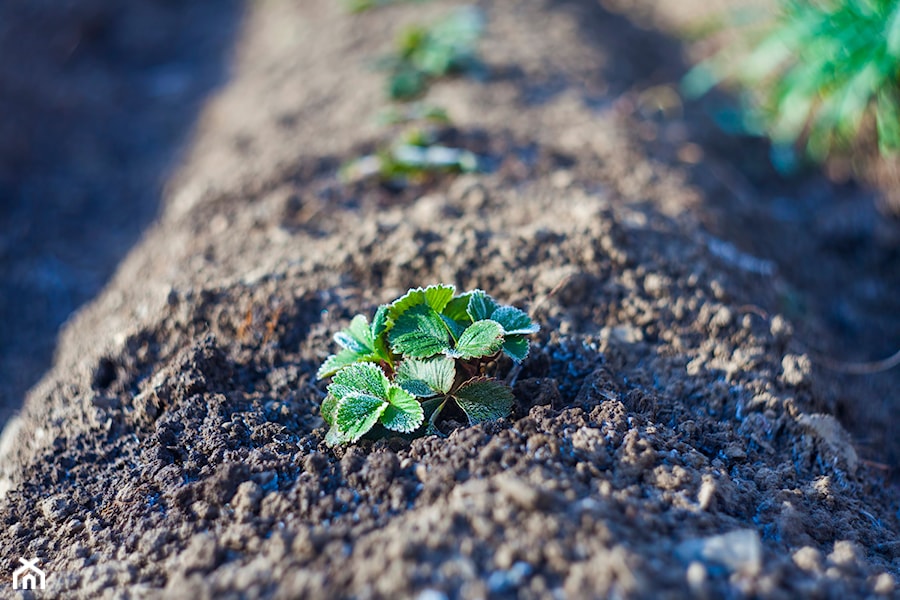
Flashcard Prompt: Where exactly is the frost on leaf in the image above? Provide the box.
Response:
[321,393,339,427]
[453,377,515,425]
[388,304,452,357]
[329,363,390,400]
[448,319,504,359]
[396,376,434,398]
[316,286,540,446]
[317,313,385,379]
[491,305,540,335]
[466,289,498,322]
[396,356,456,396]
[389,284,456,323]
[380,386,425,433]
[335,392,388,442]
[317,349,362,379]
[324,362,425,445]
[325,426,349,447]
[334,314,375,353]
[501,335,530,363]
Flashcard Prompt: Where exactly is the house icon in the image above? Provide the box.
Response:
[13,558,45,591]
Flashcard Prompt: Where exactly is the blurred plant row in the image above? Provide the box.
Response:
[686,0,900,180]
[341,2,486,186]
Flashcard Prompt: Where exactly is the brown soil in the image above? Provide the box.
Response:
[2,0,899,598]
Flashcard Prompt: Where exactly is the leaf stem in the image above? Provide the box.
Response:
[427,398,449,434]
[440,316,460,344]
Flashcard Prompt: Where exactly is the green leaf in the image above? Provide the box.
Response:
[449,319,504,359]
[329,362,390,400]
[770,85,816,145]
[887,3,900,58]
[424,284,456,313]
[334,315,374,354]
[687,0,900,161]
[335,392,388,442]
[319,314,387,379]
[440,314,466,341]
[502,335,530,363]
[333,332,368,354]
[466,290,498,321]
[371,304,393,364]
[325,424,350,447]
[832,63,878,142]
[380,386,425,433]
[317,349,363,379]
[442,294,473,322]
[348,314,375,347]
[389,288,427,320]
[371,305,390,337]
[321,393,339,427]
[327,384,357,402]
[389,284,457,322]
[388,304,452,357]
[453,377,514,425]
[390,68,427,100]
[396,356,456,396]
[740,31,797,83]
[877,87,900,154]
[491,306,540,335]
[399,378,435,398]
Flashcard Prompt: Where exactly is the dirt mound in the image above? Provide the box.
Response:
[2,1,899,598]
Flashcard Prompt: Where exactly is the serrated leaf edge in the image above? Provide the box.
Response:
[334,392,388,442]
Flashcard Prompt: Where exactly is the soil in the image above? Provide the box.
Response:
[0,0,243,427]
[2,0,900,598]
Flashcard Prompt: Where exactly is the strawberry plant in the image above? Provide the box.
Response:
[340,119,479,184]
[341,103,478,186]
[317,285,539,446]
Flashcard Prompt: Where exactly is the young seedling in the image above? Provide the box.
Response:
[340,112,479,184]
[382,7,485,100]
[684,0,900,166]
[317,285,539,446]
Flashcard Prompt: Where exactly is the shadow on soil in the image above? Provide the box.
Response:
[0,1,245,428]
[546,0,900,470]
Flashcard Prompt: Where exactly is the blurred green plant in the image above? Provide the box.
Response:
[382,6,485,99]
[344,0,432,13]
[341,106,479,184]
[376,102,450,126]
[684,0,900,167]
[317,285,539,446]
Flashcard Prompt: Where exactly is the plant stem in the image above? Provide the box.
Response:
[427,398,448,434]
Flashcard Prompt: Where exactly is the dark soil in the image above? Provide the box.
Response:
[0,0,243,426]
[2,0,899,598]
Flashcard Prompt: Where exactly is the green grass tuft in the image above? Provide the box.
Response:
[685,0,900,164]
